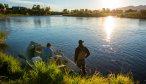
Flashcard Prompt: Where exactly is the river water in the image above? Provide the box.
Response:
[0,16,146,82]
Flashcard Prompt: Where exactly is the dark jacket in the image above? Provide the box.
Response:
[74,46,90,62]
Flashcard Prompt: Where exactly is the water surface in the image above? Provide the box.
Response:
[0,16,146,82]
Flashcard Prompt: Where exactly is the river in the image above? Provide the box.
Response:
[0,16,146,82]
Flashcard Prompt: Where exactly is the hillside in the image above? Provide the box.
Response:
[119,5,146,10]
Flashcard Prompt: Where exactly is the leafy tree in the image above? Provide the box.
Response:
[0,3,4,14]
[36,5,41,10]
[32,5,37,10]
[4,4,9,9]
[125,9,137,13]
[62,9,69,14]
[45,7,50,15]
[140,10,146,16]
[102,8,106,12]
[0,3,4,8]
[31,4,42,15]
[79,9,84,13]
[71,9,79,14]
[19,7,28,15]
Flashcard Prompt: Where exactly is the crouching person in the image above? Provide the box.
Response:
[42,43,54,63]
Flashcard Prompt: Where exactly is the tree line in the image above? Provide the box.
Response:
[0,3,146,18]
[62,8,146,18]
[0,3,51,16]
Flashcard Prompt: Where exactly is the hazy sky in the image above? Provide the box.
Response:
[1,0,146,11]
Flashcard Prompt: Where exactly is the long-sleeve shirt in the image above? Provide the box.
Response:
[74,46,90,62]
[42,47,53,62]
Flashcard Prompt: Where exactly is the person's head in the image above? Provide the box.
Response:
[47,43,51,48]
[78,40,84,45]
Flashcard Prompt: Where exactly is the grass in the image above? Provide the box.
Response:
[64,73,134,84]
[0,14,5,17]
[0,31,8,44]
[22,61,63,84]
[0,52,137,84]
[0,52,22,73]
[0,52,23,81]
[0,14,26,17]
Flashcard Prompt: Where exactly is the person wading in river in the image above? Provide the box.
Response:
[74,40,90,75]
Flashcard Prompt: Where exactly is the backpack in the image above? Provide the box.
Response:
[77,47,87,61]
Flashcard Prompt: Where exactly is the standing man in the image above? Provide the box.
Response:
[74,40,90,75]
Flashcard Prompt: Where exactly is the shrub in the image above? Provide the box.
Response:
[0,52,23,80]
[63,72,134,84]
[0,52,136,84]
[0,31,8,44]
[23,61,63,84]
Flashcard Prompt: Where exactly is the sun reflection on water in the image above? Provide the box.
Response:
[104,16,115,42]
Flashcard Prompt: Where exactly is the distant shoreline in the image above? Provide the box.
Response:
[63,14,146,19]
[1,14,146,19]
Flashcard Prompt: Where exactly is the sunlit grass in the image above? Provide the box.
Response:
[0,52,136,84]
[0,14,26,17]
[64,73,134,84]
[0,31,8,44]
[0,52,23,82]
[23,61,63,84]
[0,52,22,73]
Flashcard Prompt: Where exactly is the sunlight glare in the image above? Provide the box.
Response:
[104,16,115,42]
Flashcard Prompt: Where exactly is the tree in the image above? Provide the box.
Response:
[0,3,4,8]
[140,10,146,16]
[102,8,106,12]
[4,4,9,9]
[0,3,4,14]
[32,4,40,10]
[62,9,69,14]
[106,8,110,13]
[19,7,28,15]
[36,5,41,10]
[32,5,36,10]
[31,4,42,15]
[71,9,79,14]
[125,9,137,13]
[45,7,50,15]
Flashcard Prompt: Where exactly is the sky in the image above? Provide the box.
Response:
[1,0,146,11]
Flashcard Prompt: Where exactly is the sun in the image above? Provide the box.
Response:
[101,0,121,9]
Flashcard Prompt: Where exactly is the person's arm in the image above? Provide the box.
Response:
[74,48,78,63]
[50,48,54,58]
[85,47,90,58]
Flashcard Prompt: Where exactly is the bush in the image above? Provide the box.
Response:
[64,73,134,84]
[0,52,23,80]
[0,52,136,84]
[0,31,8,44]
[23,61,63,84]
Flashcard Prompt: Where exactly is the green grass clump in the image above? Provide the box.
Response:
[0,31,8,44]
[0,14,26,17]
[1,79,23,84]
[23,61,63,84]
[107,73,134,84]
[0,52,136,84]
[0,52,23,80]
[0,14,4,17]
[63,72,134,84]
